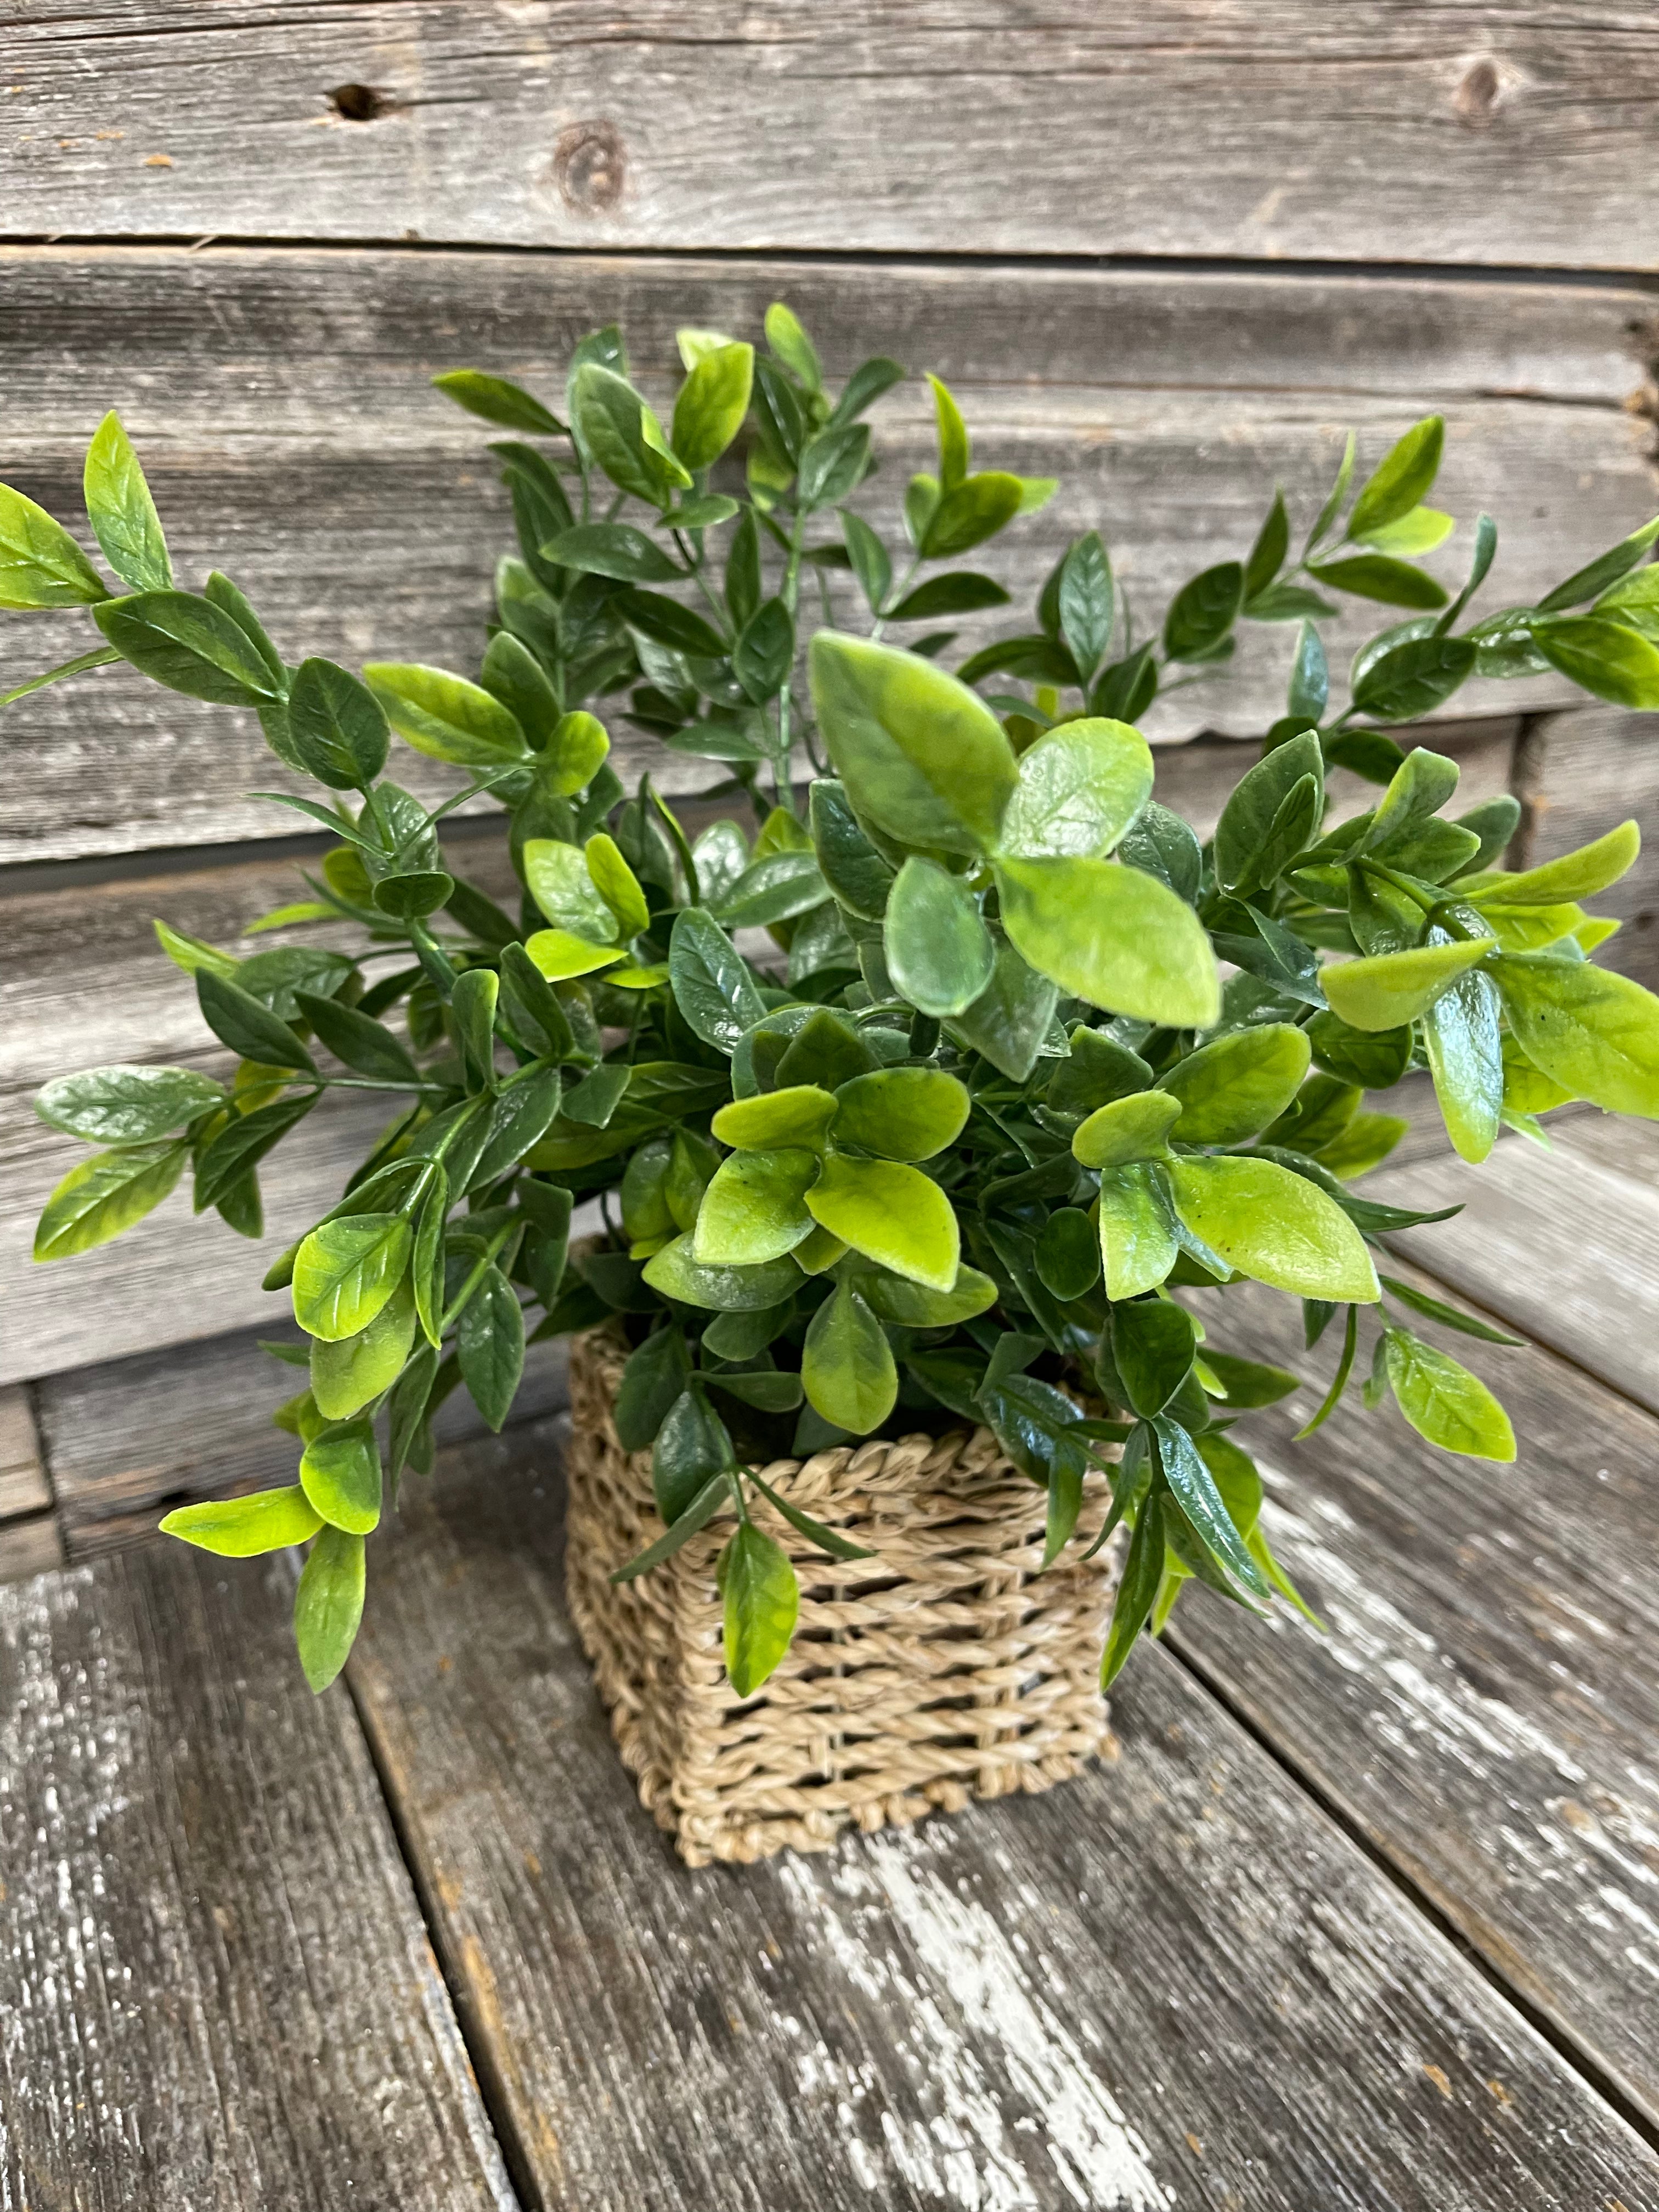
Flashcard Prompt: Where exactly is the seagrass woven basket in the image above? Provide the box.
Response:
[564,1327,1124,1867]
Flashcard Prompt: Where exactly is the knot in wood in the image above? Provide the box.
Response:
[1453,56,1506,131]
[553,120,627,213]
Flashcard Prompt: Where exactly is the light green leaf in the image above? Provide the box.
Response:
[83,411,172,592]
[294,1525,366,1693]
[1533,616,1659,709]
[883,857,995,1017]
[33,1139,187,1260]
[35,1063,224,1146]
[292,1214,412,1342]
[996,855,1221,1027]
[0,482,109,608]
[542,709,611,796]
[712,1085,838,1152]
[1071,1090,1181,1170]
[1356,506,1455,557]
[808,632,1017,855]
[831,1068,970,1163]
[1095,1163,1179,1300]
[1347,416,1444,541]
[524,929,626,981]
[1170,1155,1380,1302]
[671,341,755,472]
[363,662,528,766]
[802,1282,898,1434]
[859,1263,999,1327]
[300,1420,382,1534]
[720,1523,800,1697]
[1466,820,1639,907]
[1164,1025,1311,1146]
[693,1148,820,1266]
[1492,956,1659,1118]
[995,719,1153,862]
[1322,939,1494,1031]
[1384,1329,1516,1460]
[584,832,650,939]
[768,302,823,391]
[311,1278,417,1421]
[805,1153,960,1290]
[641,1234,805,1312]
[1421,960,1503,1164]
[161,1484,322,1558]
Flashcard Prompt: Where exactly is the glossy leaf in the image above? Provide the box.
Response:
[35,1063,224,1146]
[1322,939,1494,1031]
[1492,956,1659,1118]
[831,1067,970,1163]
[300,1420,382,1535]
[996,719,1153,862]
[95,590,284,704]
[293,1525,366,1693]
[883,856,995,1017]
[805,1153,960,1290]
[162,1484,321,1558]
[1169,1156,1380,1302]
[364,661,527,766]
[672,341,754,471]
[1384,1329,1516,1460]
[1095,1161,1180,1300]
[1163,1024,1311,1146]
[459,1265,526,1431]
[1071,1090,1181,1170]
[0,482,110,607]
[693,1148,819,1265]
[292,1214,411,1341]
[996,855,1220,1028]
[34,1139,188,1260]
[669,907,767,1052]
[720,1523,799,1697]
[83,411,172,592]
[802,1282,898,1432]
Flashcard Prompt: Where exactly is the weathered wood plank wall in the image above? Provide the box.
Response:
[0,0,1655,1531]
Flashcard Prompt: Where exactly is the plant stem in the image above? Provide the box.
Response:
[870,554,920,643]
[773,508,809,814]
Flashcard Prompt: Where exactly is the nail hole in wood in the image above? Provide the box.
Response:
[329,83,388,123]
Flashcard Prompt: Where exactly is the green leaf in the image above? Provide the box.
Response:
[543,710,611,797]
[996,719,1153,862]
[300,1419,382,1534]
[192,1091,317,1214]
[641,1234,804,1312]
[1379,1274,1524,1346]
[1046,1029,1153,1125]
[809,631,1018,855]
[946,937,1058,1081]
[1245,490,1290,599]
[1057,531,1114,682]
[450,966,500,1094]
[1202,1351,1299,1408]
[798,424,872,510]
[0,482,110,607]
[1469,820,1640,907]
[162,1483,322,1558]
[1347,417,1444,541]
[1352,635,1475,724]
[766,301,822,389]
[281,657,391,789]
[1163,563,1243,661]
[720,1523,799,1696]
[653,1386,733,1523]
[1169,1156,1380,1302]
[94,589,284,704]
[1111,1300,1197,1416]
[712,1085,838,1151]
[1384,1329,1515,1459]
[540,521,680,585]
[1322,939,1494,1031]
[0,644,122,709]
[292,1214,412,1341]
[672,341,754,471]
[1421,957,1503,1164]
[995,855,1221,1027]
[458,1265,525,1431]
[1306,556,1447,611]
[83,411,172,592]
[311,1277,417,1421]
[802,1281,898,1432]
[1153,1418,1270,1598]
[805,1153,960,1290]
[364,662,526,766]
[33,1138,188,1260]
[885,571,1009,622]
[613,1325,692,1454]
[1214,730,1323,898]
[524,930,624,982]
[831,1068,970,1163]
[669,907,767,1053]
[1163,1024,1311,1145]
[922,472,1025,560]
[861,1262,1000,1328]
[731,597,793,705]
[584,832,650,940]
[1537,516,1659,612]
[1095,1163,1179,1300]
[1536,614,1659,708]
[1034,1207,1100,1301]
[839,511,893,617]
[523,839,617,944]
[35,1063,224,1146]
[610,1471,730,1582]
[571,362,691,506]
[1492,955,1659,1117]
[883,857,995,1018]
[1070,1090,1181,1170]
[433,369,562,436]
[1099,1489,1165,1689]
[693,1148,819,1265]
[294,1524,366,1693]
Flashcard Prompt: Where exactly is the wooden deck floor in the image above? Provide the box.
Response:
[0,1116,1655,2211]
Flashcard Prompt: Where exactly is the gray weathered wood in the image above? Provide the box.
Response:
[1,246,1650,861]
[37,1319,571,1558]
[1168,1230,1659,2132]
[0,1511,64,1583]
[1521,706,1659,988]
[5,5,1659,269]
[1374,1123,1659,1415]
[345,1423,1659,2211]
[0,1383,49,1521]
[0,1536,518,2210]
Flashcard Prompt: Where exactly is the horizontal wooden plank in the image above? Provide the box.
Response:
[344,1423,1659,2211]
[0,1511,64,1583]
[1374,1122,1659,1416]
[0,1384,48,1520]
[1167,1232,1659,2131]
[0,1537,518,2209]
[6,5,1659,268]
[1,245,1647,862]
[37,1320,571,1558]
[1522,706,1659,988]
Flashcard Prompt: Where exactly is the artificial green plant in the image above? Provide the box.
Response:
[7,304,1658,1700]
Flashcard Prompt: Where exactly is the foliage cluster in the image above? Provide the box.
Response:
[5,304,1657,1699]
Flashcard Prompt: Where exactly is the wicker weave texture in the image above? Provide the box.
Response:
[565,1329,1123,1867]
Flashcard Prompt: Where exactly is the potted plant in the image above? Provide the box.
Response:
[7,306,1657,1865]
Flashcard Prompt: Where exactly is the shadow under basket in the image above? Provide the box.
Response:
[564,1329,1124,1868]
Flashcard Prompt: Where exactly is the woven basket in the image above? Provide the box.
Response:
[564,1327,1123,1867]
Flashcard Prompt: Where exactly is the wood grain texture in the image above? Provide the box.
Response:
[1522,706,1659,988]
[1167,1233,1659,2132]
[346,1422,1659,2212]
[0,1536,518,2211]
[37,1320,571,1558]
[0,1384,49,1520]
[1,245,1650,861]
[1374,1123,1659,1415]
[5,4,1659,268]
